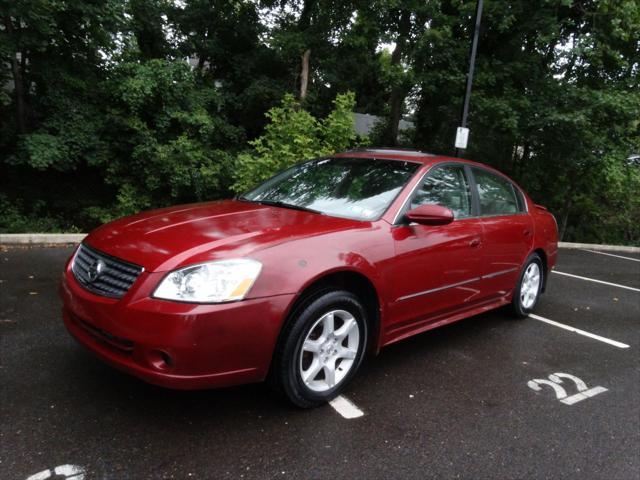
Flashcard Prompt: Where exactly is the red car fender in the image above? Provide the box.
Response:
[249,239,390,354]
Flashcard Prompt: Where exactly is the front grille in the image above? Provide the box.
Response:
[72,243,143,299]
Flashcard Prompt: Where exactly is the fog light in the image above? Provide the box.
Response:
[148,349,173,370]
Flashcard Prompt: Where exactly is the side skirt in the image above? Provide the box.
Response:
[381,296,512,347]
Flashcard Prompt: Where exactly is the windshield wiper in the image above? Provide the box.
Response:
[237,197,323,215]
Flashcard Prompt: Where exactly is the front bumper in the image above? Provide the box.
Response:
[60,259,295,389]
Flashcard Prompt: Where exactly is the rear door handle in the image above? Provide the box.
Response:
[524,229,532,237]
[469,238,481,248]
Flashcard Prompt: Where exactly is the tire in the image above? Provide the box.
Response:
[511,253,544,318]
[271,290,368,408]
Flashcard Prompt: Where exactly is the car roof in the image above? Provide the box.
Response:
[333,148,489,169]
[334,148,434,163]
[332,148,524,189]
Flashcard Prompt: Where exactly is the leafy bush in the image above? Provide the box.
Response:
[0,195,81,233]
[232,92,363,193]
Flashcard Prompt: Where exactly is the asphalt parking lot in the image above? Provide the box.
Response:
[1,246,638,480]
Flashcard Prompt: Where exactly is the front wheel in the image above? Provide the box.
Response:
[511,253,544,318]
[271,290,368,408]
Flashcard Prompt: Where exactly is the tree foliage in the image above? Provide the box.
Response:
[232,91,361,193]
[0,0,638,244]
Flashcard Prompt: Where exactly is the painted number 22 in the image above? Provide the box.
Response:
[527,372,608,405]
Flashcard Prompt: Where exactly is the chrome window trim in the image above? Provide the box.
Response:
[516,185,529,213]
[474,212,529,219]
[391,169,432,225]
[391,163,531,225]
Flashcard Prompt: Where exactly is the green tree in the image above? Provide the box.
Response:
[170,0,289,139]
[88,59,243,222]
[0,0,127,231]
[232,91,361,192]
[0,0,638,244]
[411,0,639,243]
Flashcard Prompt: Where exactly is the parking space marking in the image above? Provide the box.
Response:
[582,249,640,263]
[527,373,608,406]
[553,270,640,292]
[329,395,364,419]
[25,465,85,480]
[529,314,630,349]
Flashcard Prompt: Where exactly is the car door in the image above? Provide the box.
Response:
[471,167,534,298]
[387,164,485,336]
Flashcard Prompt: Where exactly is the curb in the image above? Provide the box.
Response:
[558,241,640,254]
[0,234,638,253]
[0,233,87,245]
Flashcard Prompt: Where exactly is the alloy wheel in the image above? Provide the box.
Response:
[520,262,541,309]
[299,309,360,392]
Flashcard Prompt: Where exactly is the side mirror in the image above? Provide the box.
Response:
[405,204,454,226]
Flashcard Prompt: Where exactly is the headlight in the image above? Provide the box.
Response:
[153,259,262,303]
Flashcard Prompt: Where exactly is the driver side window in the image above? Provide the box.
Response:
[410,165,472,219]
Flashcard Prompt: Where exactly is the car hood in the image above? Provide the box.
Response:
[84,200,364,272]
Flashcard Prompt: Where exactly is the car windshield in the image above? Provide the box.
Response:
[240,157,420,221]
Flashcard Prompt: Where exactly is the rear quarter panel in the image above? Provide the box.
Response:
[531,202,559,270]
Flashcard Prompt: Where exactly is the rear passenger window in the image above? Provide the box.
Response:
[410,165,472,219]
[473,168,520,216]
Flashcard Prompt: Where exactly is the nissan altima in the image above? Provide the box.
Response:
[60,148,558,407]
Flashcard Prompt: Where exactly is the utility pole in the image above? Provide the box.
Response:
[454,0,483,157]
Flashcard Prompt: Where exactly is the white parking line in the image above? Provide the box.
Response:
[25,465,85,480]
[582,249,640,263]
[553,270,640,293]
[529,314,630,349]
[329,395,364,419]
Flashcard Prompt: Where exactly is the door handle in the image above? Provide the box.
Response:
[469,238,481,248]
[523,229,532,237]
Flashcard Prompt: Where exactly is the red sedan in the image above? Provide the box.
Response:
[61,149,558,407]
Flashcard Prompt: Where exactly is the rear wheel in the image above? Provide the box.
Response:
[271,290,368,408]
[511,253,543,318]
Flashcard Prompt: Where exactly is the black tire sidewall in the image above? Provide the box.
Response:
[513,253,544,317]
[279,290,368,407]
